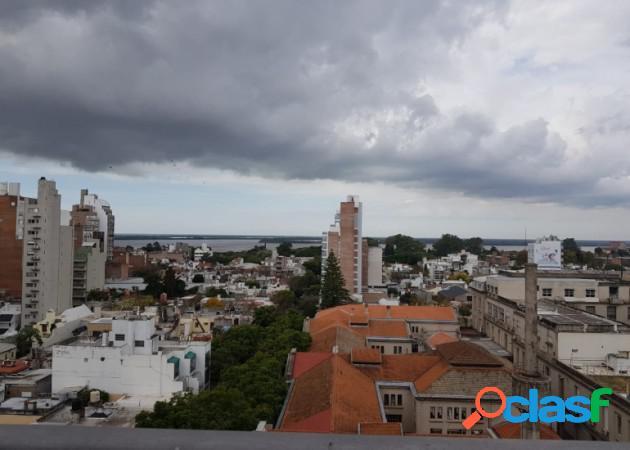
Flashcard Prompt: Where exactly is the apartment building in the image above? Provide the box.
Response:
[20,178,74,325]
[70,190,111,305]
[0,183,25,299]
[470,272,630,441]
[322,196,383,300]
[80,190,115,261]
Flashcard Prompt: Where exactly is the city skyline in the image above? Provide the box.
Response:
[2,2,630,238]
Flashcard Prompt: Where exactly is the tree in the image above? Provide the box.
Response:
[562,237,582,265]
[270,290,297,312]
[276,242,293,257]
[514,250,528,267]
[463,237,484,255]
[432,234,464,257]
[293,246,322,257]
[15,326,42,357]
[205,287,228,298]
[383,234,425,265]
[320,253,350,309]
[87,289,109,302]
[164,268,186,298]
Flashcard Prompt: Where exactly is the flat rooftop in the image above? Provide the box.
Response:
[537,300,625,331]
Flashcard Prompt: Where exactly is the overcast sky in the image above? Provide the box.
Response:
[1,1,630,239]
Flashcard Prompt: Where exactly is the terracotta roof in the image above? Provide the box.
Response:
[0,360,28,375]
[359,422,403,435]
[362,320,408,338]
[426,332,458,350]
[493,422,560,440]
[280,354,382,433]
[351,348,382,365]
[414,360,451,392]
[292,352,333,378]
[435,341,504,367]
[313,304,456,325]
[310,324,365,353]
[355,354,441,383]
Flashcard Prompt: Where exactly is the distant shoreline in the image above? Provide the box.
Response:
[114,234,626,248]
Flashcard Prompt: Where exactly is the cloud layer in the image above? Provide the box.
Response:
[1,0,630,207]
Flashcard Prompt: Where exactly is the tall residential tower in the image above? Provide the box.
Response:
[322,195,366,299]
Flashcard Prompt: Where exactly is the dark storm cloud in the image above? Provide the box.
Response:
[0,0,627,206]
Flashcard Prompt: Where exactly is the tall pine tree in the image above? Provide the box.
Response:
[320,253,350,309]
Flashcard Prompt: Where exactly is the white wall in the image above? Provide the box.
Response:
[557,332,630,366]
[368,247,383,286]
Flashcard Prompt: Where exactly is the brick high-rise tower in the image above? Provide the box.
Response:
[322,196,366,299]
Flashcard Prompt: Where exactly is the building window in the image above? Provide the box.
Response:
[393,346,403,354]
[616,413,622,434]
[564,289,575,297]
[383,394,389,406]
[430,428,443,434]
[607,306,617,321]
[134,340,145,347]
[386,415,402,423]
[447,429,465,435]
[447,407,453,420]
[627,307,630,320]
[114,334,125,341]
[585,305,596,314]
[542,288,552,297]
[586,289,596,298]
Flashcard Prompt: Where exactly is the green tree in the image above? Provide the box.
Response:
[562,237,582,264]
[514,250,528,267]
[432,234,464,257]
[293,246,322,257]
[320,253,350,309]
[164,267,186,298]
[270,290,297,312]
[383,234,425,265]
[205,287,228,297]
[276,242,293,256]
[15,325,42,357]
[463,237,484,255]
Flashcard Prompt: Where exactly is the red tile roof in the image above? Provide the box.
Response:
[0,360,28,375]
[292,352,333,378]
[351,348,382,365]
[426,332,458,350]
[280,354,382,433]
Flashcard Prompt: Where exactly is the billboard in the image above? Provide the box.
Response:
[529,240,562,269]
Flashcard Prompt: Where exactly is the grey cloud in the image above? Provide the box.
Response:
[0,0,627,207]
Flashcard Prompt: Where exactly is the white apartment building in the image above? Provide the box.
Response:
[81,190,115,261]
[21,178,74,325]
[423,251,480,282]
[52,317,211,400]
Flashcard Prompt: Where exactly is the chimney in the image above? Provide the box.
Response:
[512,263,550,440]
[524,263,538,376]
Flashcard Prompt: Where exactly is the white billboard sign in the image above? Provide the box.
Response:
[531,240,562,269]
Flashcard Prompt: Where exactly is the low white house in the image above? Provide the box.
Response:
[52,317,211,400]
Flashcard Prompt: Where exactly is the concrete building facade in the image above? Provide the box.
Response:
[52,317,211,399]
[20,178,74,325]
